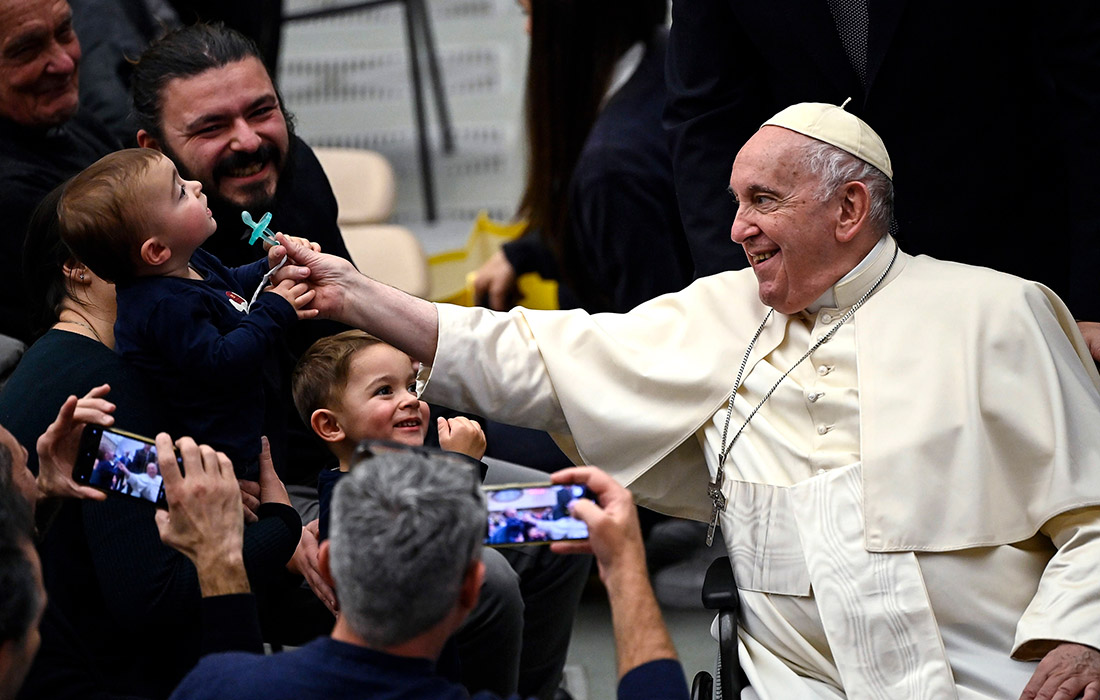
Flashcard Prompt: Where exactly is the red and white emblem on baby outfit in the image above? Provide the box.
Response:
[225,291,248,312]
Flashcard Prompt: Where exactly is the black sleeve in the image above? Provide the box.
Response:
[663,0,757,277]
[199,593,263,657]
[80,499,299,635]
[502,231,561,281]
[286,139,354,266]
[1043,1,1100,319]
[571,167,693,312]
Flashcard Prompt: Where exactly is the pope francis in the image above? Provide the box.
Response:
[274,103,1100,700]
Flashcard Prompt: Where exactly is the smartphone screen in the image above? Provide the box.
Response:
[483,482,593,547]
[74,425,175,508]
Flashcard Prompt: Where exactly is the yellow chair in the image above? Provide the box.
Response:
[428,211,558,309]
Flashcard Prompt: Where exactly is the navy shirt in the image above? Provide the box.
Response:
[170,636,689,700]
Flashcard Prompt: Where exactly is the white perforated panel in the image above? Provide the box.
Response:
[280,0,528,228]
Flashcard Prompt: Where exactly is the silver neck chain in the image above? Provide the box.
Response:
[717,243,899,471]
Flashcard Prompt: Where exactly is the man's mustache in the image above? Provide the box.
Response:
[213,144,281,179]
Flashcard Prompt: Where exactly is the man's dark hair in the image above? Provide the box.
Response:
[130,22,295,143]
[0,460,38,644]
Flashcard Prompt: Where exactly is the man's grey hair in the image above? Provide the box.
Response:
[801,139,894,234]
[329,450,486,648]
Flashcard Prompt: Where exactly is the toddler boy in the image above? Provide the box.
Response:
[59,148,316,474]
[291,329,486,538]
[293,329,592,698]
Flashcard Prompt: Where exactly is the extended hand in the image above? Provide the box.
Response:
[271,233,359,321]
[1020,642,1100,700]
[265,231,321,265]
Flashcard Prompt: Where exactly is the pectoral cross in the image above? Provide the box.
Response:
[706,470,726,547]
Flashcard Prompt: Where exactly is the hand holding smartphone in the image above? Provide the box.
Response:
[74,425,182,508]
[483,482,594,547]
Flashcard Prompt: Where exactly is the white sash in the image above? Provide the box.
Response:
[722,465,958,699]
[788,465,957,699]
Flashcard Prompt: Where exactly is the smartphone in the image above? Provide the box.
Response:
[483,482,594,547]
[74,425,180,509]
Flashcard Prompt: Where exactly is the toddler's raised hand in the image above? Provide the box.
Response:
[438,416,487,460]
[266,278,318,319]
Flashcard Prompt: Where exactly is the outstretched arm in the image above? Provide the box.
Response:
[272,234,440,363]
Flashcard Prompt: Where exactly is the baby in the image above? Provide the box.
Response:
[59,148,316,474]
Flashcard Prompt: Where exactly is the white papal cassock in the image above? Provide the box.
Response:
[420,237,1100,699]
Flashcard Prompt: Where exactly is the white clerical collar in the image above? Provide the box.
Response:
[600,41,645,109]
[805,234,894,313]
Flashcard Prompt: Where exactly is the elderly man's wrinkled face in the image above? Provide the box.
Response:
[0,0,80,127]
[729,126,846,314]
[149,57,289,213]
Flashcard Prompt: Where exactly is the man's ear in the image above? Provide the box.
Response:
[457,559,485,613]
[310,409,346,445]
[318,540,336,591]
[135,129,161,152]
[834,180,871,243]
[140,238,172,268]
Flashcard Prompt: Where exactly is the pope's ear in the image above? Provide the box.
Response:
[140,238,172,268]
[310,409,346,445]
[136,129,161,152]
[834,180,871,243]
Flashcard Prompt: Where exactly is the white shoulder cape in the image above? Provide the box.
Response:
[426,253,1100,552]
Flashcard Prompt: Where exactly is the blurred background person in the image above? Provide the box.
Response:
[473,0,691,314]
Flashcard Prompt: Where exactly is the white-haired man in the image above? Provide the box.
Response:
[272,103,1100,699]
[169,449,689,700]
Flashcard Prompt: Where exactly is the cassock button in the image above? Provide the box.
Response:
[817,425,830,435]
[807,391,821,403]
[817,365,831,376]
[821,313,833,323]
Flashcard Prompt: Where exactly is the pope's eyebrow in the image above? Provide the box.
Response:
[746,184,781,197]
